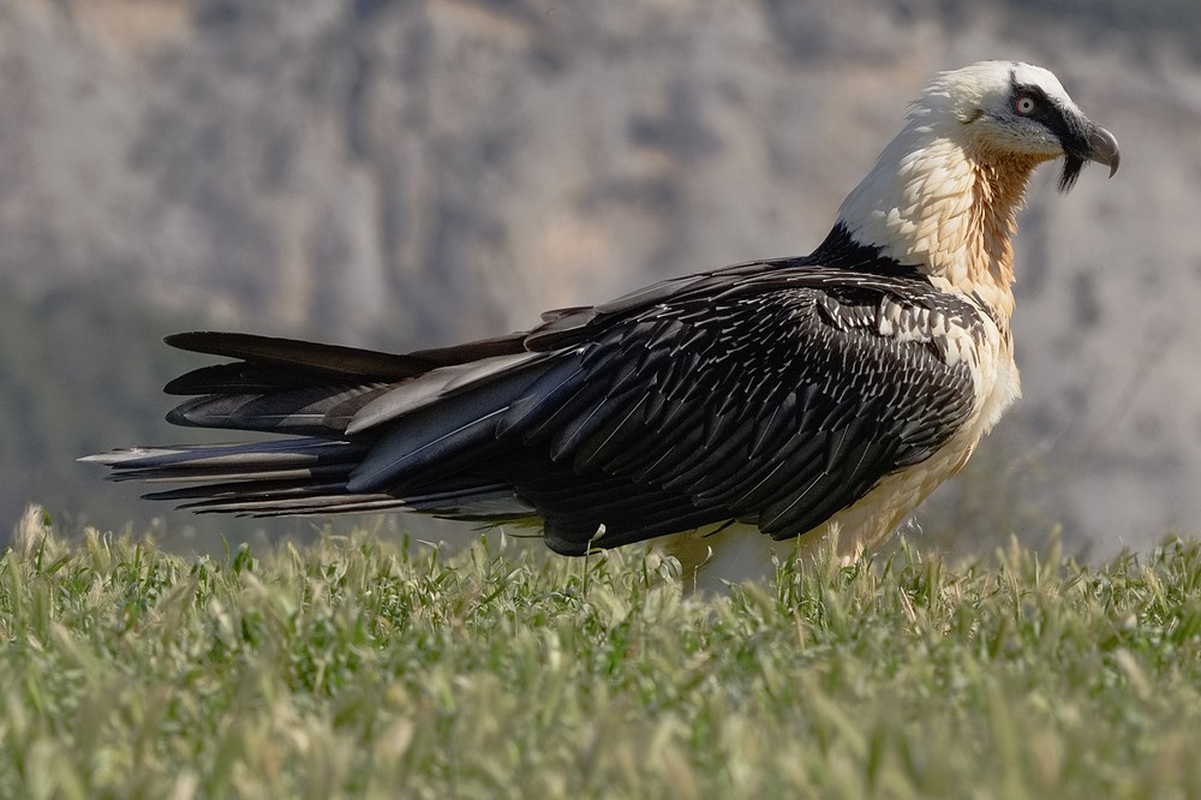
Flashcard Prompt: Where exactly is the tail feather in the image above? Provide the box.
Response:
[183,494,409,516]
[118,464,352,485]
[163,472,533,520]
[142,476,353,502]
[83,439,365,472]
[178,488,535,519]
[87,407,539,520]
[165,331,440,384]
[84,328,560,524]
[166,385,390,435]
[164,331,529,394]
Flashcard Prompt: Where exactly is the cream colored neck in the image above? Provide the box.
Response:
[837,128,1047,320]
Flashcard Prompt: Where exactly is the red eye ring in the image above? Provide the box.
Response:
[1014,95,1037,116]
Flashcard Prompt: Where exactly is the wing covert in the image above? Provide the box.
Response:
[505,276,980,549]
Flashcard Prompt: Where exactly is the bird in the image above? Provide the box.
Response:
[86,61,1119,561]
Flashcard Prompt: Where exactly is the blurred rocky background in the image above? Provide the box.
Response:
[2,0,1199,557]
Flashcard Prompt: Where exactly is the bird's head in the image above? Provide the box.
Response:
[917,61,1119,191]
[835,61,1119,309]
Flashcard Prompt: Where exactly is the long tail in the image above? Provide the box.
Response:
[83,331,543,522]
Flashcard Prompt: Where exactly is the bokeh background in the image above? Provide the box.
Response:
[3,0,1198,558]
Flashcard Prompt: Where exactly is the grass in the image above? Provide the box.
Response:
[2,507,1201,798]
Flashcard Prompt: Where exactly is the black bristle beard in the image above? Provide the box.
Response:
[1058,154,1085,192]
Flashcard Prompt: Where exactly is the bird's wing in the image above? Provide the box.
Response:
[102,265,982,553]
[342,266,982,552]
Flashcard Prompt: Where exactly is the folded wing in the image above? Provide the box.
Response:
[87,264,979,555]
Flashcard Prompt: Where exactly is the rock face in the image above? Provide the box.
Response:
[3,0,1200,554]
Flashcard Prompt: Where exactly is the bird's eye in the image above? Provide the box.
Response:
[1014,95,1037,116]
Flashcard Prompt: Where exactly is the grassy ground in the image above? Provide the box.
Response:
[2,508,1201,798]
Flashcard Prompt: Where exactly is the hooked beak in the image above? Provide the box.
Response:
[1058,121,1120,192]
[1085,125,1120,178]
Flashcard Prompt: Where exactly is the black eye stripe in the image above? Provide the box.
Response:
[1005,78,1091,161]
[1007,81,1070,130]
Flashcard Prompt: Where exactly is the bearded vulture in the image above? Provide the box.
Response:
[86,61,1119,559]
